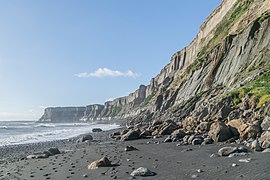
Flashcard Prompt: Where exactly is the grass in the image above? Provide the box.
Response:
[259,12,270,23]
[226,70,270,108]
[143,90,156,106]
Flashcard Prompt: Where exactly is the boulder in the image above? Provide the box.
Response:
[218,146,249,156]
[239,124,262,140]
[202,138,213,145]
[140,130,152,138]
[227,119,244,137]
[120,129,140,141]
[261,140,270,149]
[159,123,178,135]
[188,135,196,144]
[27,152,49,159]
[261,116,270,130]
[164,136,173,143]
[87,157,111,170]
[130,167,156,177]
[259,131,270,145]
[77,134,93,143]
[182,117,198,131]
[192,137,203,145]
[208,121,232,142]
[120,129,129,136]
[92,128,102,132]
[47,147,61,156]
[171,129,186,140]
[251,139,262,151]
[195,122,211,133]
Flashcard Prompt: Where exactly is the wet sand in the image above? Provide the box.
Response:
[1,130,270,180]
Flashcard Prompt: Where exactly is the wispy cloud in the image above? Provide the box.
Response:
[75,67,140,78]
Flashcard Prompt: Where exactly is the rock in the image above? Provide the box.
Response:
[125,146,138,152]
[195,122,211,133]
[77,134,93,143]
[228,152,248,157]
[188,135,196,144]
[192,137,203,145]
[159,123,178,135]
[47,147,60,156]
[238,158,251,163]
[262,148,270,153]
[140,130,152,138]
[152,119,163,126]
[164,136,173,143]
[261,140,270,149]
[228,110,241,121]
[121,130,140,141]
[239,124,262,140]
[208,120,232,142]
[218,147,238,156]
[218,146,249,156]
[251,139,262,151]
[202,138,213,145]
[227,119,244,137]
[92,128,102,132]
[183,135,190,143]
[171,129,186,139]
[110,131,120,138]
[120,129,129,136]
[130,167,156,177]
[27,152,49,159]
[182,117,197,131]
[259,131,270,144]
[232,163,238,167]
[261,116,270,130]
[87,157,111,170]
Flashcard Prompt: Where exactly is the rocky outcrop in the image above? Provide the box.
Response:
[39,107,86,123]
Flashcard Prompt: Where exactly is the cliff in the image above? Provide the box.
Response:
[39,0,270,124]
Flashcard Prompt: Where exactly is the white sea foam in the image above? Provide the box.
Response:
[0,121,120,146]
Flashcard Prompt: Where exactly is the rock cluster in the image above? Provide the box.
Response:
[27,147,61,159]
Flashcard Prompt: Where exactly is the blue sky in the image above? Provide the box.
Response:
[0,0,222,120]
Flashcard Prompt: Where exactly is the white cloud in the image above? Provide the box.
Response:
[75,67,140,78]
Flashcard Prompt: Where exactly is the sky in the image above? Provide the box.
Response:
[0,0,222,120]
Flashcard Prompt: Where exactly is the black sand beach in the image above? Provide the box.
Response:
[1,129,270,180]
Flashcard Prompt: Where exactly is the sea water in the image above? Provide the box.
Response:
[0,121,120,146]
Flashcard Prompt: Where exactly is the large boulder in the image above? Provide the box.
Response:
[87,157,111,169]
[239,124,262,140]
[259,131,270,146]
[77,134,93,143]
[171,129,186,139]
[120,129,140,141]
[159,122,178,135]
[227,119,244,137]
[261,116,270,130]
[182,117,198,131]
[208,120,232,142]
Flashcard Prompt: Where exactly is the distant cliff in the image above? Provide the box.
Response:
[39,0,270,124]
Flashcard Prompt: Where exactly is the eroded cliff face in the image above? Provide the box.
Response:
[39,0,270,124]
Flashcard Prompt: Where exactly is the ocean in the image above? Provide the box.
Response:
[0,121,120,146]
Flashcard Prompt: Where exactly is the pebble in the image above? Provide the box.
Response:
[238,158,251,163]
[232,163,237,167]
[197,169,203,173]
[191,174,198,178]
[83,174,88,178]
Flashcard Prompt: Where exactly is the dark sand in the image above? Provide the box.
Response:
[1,130,270,180]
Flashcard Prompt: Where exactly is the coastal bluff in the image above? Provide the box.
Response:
[39,0,270,124]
